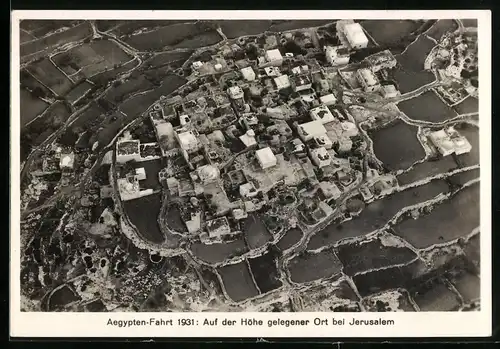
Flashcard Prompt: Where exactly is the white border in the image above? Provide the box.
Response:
[10,10,492,338]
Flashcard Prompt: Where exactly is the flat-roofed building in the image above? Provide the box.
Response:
[325,46,350,66]
[310,147,332,168]
[428,129,455,156]
[176,130,200,154]
[274,74,291,91]
[319,93,337,106]
[310,105,336,124]
[343,22,369,50]
[265,49,283,66]
[256,147,277,169]
[297,120,328,142]
[357,68,380,92]
[206,216,231,238]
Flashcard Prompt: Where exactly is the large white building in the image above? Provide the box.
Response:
[265,49,284,66]
[256,147,277,169]
[325,46,350,66]
[343,22,369,50]
[176,130,200,154]
[357,68,380,92]
[428,129,457,156]
[297,120,328,142]
[240,67,255,81]
[310,105,336,124]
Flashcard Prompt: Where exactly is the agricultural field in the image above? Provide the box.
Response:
[65,80,93,105]
[217,261,260,302]
[107,20,195,37]
[88,58,139,86]
[20,20,83,38]
[392,65,436,94]
[20,21,92,57]
[190,237,248,264]
[410,278,461,311]
[20,88,50,127]
[453,96,478,115]
[287,249,343,283]
[248,252,282,293]
[57,102,106,147]
[21,101,72,155]
[335,236,417,276]
[425,19,458,41]
[447,270,480,303]
[123,193,165,244]
[118,74,187,118]
[268,20,333,32]
[454,123,479,167]
[398,91,457,122]
[397,35,436,71]
[165,205,187,233]
[123,22,219,51]
[361,20,422,46]
[27,58,74,96]
[370,120,425,172]
[461,19,478,28]
[217,20,272,39]
[392,182,479,249]
[48,285,81,311]
[104,75,154,104]
[447,168,480,186]
[353,259,427,297]
[463,233,480,269]
[20,29,36,43]
[307,179,450,250]
[172,31,221,50]
[276,227,303,251]
[53,40,132,80]
[143,50,194,69]
[397,156,458,186]
[242,214,272,250]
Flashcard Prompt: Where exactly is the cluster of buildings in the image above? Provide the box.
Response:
[427,126,472,157]
[110,23,399,240]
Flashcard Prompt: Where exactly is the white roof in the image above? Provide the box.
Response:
[274,75,291,90]
[319,94,337,105]
[135,167,146,176]
[155,121,174,137]
[344,23,369,46]
[239,132,257,147]
[358,68,379,86]
[177,131,199,150]
[265,49,283,62]
[240,66,256,81]
[298,120,327,138]
[256,147,277,167]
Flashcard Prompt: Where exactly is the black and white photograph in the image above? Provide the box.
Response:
[11,10,491,338]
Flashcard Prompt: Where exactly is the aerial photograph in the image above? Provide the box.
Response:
[18,18,480,313]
